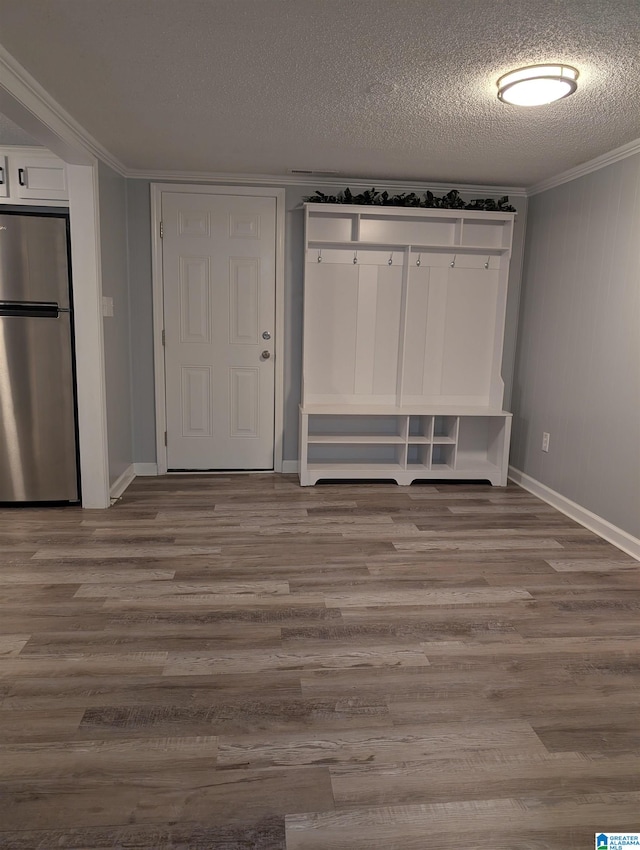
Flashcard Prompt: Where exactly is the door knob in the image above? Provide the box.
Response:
[262,330,271,340]
[261,350,271,360]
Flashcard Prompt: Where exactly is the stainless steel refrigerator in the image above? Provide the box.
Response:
[0,210,80,503]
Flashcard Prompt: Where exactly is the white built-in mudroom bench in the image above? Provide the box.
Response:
[298,202,515,486]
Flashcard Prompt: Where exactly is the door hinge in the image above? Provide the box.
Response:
[164,431,167,446]
[161,329,165,346]
[159,220,164,239]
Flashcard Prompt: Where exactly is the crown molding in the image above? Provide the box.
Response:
[125,167,527,196]
[0,44,127,176]
[528,135,640,195]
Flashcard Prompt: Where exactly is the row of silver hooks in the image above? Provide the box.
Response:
[316,250,492,269]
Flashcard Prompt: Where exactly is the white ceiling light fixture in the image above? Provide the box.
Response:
[497,63,579,106]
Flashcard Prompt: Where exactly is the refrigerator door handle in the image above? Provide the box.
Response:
[0,302,59,318]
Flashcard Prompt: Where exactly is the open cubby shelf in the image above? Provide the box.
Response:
[305,204,514,250]
[300,409,511,486]
[299,204,516,486]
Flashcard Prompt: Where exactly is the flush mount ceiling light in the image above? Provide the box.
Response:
[497,64,579,106]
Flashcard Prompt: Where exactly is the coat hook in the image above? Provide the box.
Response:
[353,251,358,265]
[484,256,490,270]
[450,255,456,268]
[416,254,421,267]
[388,252,393,266]
[317,250,322,263]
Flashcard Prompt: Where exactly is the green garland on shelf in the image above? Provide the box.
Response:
[303,187,516,212]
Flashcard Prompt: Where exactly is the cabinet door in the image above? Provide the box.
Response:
[0,156,8,198]
[9,155,68,201]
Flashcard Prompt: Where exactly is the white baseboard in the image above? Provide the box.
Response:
[282,460,299,474]
[133,463,159,476]
[109,464,136,500]
[508,467,640,561]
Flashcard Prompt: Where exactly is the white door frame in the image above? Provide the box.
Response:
[150,183,286,475]
[66,164,110,507]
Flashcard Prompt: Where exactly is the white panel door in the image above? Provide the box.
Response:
[162,192,276,469]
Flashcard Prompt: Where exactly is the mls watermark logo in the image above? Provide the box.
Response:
[596,835,640,849]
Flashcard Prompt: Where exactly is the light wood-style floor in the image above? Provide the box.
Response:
[1,474,639,849]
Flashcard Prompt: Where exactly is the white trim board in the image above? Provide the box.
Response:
[0,44,124,173]
[129,137,640,198]
[150,183,286,475]
[527,136,640,196]
[509,467,640,562]
[109,464,136,500]
[133,170,527,196]
[67,163,111,509]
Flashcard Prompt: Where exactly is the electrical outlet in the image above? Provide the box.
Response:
[542,432,550,453]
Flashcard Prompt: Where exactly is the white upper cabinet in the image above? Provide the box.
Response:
[0,155,8,198]
[0,147,68,204]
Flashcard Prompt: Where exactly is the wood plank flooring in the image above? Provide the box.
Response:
[0,473,639,849]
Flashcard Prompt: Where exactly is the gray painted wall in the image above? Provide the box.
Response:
[126,180,527,464]
[511,155,640,538]
[98,160,134,486]
[0,112,39,146]
[126,178,156,465]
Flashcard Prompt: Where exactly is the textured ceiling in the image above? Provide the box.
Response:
[0,0,639,187]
